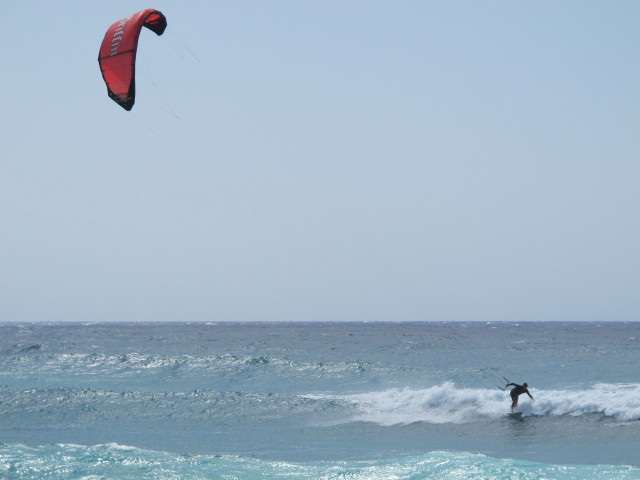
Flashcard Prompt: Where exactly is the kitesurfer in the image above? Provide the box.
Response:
[505,382,534,412]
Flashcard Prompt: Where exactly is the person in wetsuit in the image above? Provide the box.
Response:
[506,382,534,412]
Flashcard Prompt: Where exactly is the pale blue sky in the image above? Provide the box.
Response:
[1,1,638,322]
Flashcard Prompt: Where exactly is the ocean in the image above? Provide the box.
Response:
[0,321,638,479]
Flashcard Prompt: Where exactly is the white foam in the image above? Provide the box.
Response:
[322,382,640,425]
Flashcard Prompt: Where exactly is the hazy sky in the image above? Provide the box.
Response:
[1,1,638,322]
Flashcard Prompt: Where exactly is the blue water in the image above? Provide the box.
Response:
[1,322,639,479]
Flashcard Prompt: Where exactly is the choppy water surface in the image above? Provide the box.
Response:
[1,322,639,479]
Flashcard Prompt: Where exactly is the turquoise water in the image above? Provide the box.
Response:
[2,445,639,480]
[0,322,639,479]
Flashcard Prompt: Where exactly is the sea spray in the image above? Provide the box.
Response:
[315,382,640,425]
[1,321,639,471]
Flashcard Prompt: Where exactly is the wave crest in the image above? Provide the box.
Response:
[327,382,640,425]
[1,444,638,480]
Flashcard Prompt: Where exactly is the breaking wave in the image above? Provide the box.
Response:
[314,382,640,425]
[1,443,638,480]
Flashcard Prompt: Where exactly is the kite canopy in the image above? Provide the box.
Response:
[98,9,167,111]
